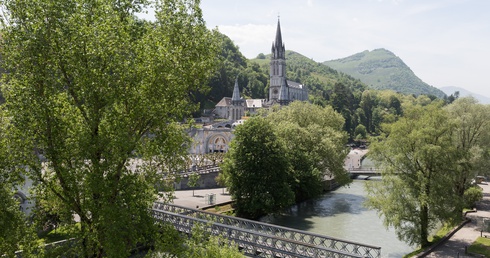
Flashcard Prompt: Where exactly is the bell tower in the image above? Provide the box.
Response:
[269,18,287,101]
[229,77,244,121]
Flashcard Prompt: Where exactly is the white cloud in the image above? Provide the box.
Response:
[218,24,275,58]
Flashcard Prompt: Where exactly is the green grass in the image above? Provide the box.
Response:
[468,237,490,257]
[204,203,235,216]
[39,224,79,244]
[403,248,423,258]
[403,223,456,257]
[428,223,454,243]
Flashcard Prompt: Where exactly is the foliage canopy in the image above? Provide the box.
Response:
[221,116,295,218]
[0,0,219,256]
[366,103,461,247]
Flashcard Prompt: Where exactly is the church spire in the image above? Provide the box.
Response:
[272,18,285,59]
[231,76,241,105]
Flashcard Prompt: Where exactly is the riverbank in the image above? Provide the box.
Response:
[418,181,490,257]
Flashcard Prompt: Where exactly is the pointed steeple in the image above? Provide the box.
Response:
[231,76,241,105]
[272,18,285,59]
[275,18,283,50]
[278,77,289,105]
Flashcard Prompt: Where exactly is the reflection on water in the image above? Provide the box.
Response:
[260,181,414,258]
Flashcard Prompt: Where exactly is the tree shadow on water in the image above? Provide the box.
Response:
[259,192,367,232]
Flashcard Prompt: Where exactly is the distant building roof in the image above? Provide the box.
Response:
[245,99,265,108]
[287,80,305,89]
[216,97,232,107]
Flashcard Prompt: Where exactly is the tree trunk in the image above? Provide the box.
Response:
[420,205,430,247]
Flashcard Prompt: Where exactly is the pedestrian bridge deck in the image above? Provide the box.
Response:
[153,202,381,258]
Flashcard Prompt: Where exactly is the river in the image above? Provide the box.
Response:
[260,180,415,258]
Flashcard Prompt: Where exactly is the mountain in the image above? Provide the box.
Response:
[439,86,490,104]
[323,49,446,98]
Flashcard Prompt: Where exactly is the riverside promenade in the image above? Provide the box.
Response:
[424,181,490,257]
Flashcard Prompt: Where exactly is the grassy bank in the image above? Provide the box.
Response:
[468,237,490,256]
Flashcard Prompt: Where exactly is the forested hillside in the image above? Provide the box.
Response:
[323,48,446,98]
[250,51,367,106]
[201,33,453,140]
[201,32,367,108]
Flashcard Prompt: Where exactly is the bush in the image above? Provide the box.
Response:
[464,186,483,209]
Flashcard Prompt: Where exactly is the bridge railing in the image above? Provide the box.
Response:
[153,202,381,258]
[347,168,381,178]
[152,208,365,258]
[177,166,221,177]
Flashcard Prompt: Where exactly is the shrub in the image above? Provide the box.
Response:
[464,186,483,209]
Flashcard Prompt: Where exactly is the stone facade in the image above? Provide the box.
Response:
[188,127,234,155]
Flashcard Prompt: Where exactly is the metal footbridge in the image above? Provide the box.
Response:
[152,202,381,258]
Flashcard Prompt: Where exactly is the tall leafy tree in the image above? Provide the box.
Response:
[266,102,350,201]
[445,97,490,216]
[359,90,377,133]
[330,82,358,137]
[221,117,294,218]
[365,103,459,247]
[0,0,219,256]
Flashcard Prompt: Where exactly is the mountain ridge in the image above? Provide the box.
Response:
[439,86,490,104]
[322,48,446,98]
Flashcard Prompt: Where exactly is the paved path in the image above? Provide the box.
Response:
[170,187,232,209]
[425,181,490,257]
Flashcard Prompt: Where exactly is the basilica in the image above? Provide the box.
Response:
[189,19,308,156]
[213,19,308,121]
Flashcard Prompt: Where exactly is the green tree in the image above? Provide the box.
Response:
[266,102,350,201]
[463,186,483,209]
[330,82,359,138]
[0,112,39,257]
[445,97,490,216]
[188,172,201,197]
[0,186,39,257]
[359,90,377,133]
[354,124,367,140]
[221,117,294,218]
[365,103,459,247]
[0,0,218,256]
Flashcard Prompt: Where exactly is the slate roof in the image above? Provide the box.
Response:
[216,97,232,107]
[287,80,305,89]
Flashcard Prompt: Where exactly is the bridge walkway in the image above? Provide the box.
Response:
[348,168,381,178]
[153,202,381,258]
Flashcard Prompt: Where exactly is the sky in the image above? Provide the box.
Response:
[197,0,490,97]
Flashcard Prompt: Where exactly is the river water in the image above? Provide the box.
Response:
[260,180,415,258]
